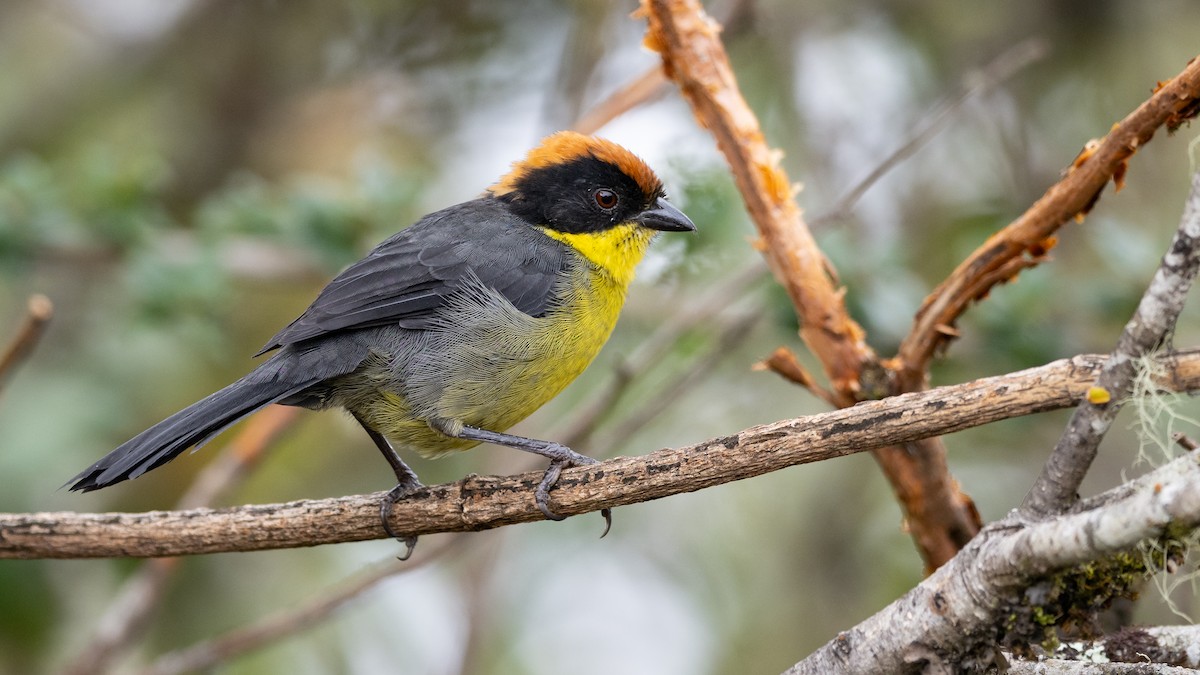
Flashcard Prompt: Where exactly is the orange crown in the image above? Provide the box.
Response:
[490,131,662,199]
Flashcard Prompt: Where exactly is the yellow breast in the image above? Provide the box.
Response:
[450,222,656,433]
[365,222,658,458]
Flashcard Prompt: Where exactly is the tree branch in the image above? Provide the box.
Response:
[896,53,1200,388]
[1007,660,1198,674]
[0,294,53,393]
[1014,625,1200,672]
[641,0,874,399]
[640,0,986,571]
[7,349,1200,560]
[786,451,1200,674]
[1023,170,1200,516]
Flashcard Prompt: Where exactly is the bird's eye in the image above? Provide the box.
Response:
[593,189,619,211]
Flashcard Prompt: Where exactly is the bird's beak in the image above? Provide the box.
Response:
[637,197,696,232]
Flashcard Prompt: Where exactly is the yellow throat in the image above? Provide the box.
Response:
[538,222,657,289]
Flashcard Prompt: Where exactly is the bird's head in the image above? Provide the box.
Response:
[489,131,695,237]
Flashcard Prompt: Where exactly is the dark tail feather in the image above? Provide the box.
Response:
[67,367,317,492]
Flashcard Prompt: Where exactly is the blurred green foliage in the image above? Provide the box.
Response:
[0,150,170,264]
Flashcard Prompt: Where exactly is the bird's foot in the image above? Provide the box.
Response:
[533,446,612,537]
[381,477,424,560]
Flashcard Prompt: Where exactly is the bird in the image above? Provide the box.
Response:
[66,131,696,556]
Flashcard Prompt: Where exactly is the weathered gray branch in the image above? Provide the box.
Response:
[5,349,1200,559]
[1006,625,1200,673]
[1008,661,1198,675]
[786,451,1200,674]
[1023,171,1200,516]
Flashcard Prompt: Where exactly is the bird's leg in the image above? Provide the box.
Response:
[354,415,423,560]
[430,420,612,535]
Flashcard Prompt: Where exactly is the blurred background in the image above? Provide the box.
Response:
[2,0,1200,673]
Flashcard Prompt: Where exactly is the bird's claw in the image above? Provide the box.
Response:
[534,452,611,537]
[381,480,423,560]
[535,459,568,521]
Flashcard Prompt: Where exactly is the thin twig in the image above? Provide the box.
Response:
[0,294,53,393]
[141,535,465,675]
[544,0,611,131]
[1173,432,1198,452]
[1022,171,1200,516]
[453,536,506,675]
[755,346,839,406]
[9,349,1200,559]
[174,406,301,510]
[572,66,670,135]
[624,263,767,378]
[809,38,1049,228]
[61,558,181,675]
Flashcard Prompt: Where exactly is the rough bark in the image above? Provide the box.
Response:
[5,349,1200,559]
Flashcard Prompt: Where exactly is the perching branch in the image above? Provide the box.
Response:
[7,349,1200,560]
[1023,170,1200,516]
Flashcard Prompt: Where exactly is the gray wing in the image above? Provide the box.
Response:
[257,198,570,354]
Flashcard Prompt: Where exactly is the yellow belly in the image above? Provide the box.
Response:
[358,263,627,457]
[350,223,656,458]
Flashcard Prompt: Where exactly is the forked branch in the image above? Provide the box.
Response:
[896,55,1200,388]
